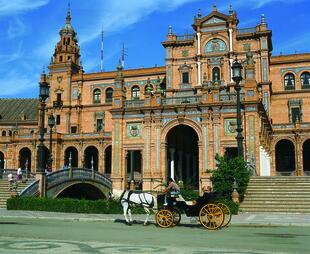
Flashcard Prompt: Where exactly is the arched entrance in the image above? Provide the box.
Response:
[303,139,310,175]
[56,183,105,200]
[275,139,295,175]
[0,151,4,169]
[19,148,32,171]
[166,124,199,188]
[104,145,112,176]
[84,146,98,171]
[64,147,78,167]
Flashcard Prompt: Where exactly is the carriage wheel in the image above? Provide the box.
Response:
[171,208,181,227]
[216,203,232,228]
[155,209,174,228]
[199,203,224,230]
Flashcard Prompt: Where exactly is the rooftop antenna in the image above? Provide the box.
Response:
[121,43,128,68]
[100,28,104,72]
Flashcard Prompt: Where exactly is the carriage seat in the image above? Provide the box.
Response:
[176,195,196,206]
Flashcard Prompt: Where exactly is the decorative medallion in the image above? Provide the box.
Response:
[127,123,142,138]
[182,50,189,57]
[205,39,226,53]
[224,118,237,136]
[57,76,63,83]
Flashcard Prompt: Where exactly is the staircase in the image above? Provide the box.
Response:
[0,171,35,208]
[240,176,310,213]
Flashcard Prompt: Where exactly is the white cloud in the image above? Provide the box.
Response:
[228,0,306,9]
[79,0,200,44]
[0,0,49,16]
[7,17,26,39]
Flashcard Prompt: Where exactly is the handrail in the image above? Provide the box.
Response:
[237,27,256,35]
[162,96,201,105]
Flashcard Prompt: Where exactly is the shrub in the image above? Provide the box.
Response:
[7,197,144,214]
[211,156,250,202]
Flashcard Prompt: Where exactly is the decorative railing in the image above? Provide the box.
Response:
[176,34,195,41]
[125,99,144,108]
[20,168,112,197]
[53,100,63,108]
[19,179,39,196]
[162,96,201,105]
[237,27,256,35]
[220,93,244,102]
[273,124,296,129]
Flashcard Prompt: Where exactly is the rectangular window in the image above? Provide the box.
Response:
[292,108,301,123]
[182,72,189,84]
[71,126,77,133]
[96,119,104,132]
[56,115,61,125]
[57,93,62,102]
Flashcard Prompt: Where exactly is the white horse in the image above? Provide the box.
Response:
[109,189,157,226]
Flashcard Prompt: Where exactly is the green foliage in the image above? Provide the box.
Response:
[180,188,199,200]
[7,197,144,214]
[211,156,250,202]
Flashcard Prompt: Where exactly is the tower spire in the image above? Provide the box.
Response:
[66,0,71,24]
[213,1,217,12]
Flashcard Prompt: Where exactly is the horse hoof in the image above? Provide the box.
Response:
[143,222,149,226]
[126,222,132,226]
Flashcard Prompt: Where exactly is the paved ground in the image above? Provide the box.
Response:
[0,209,310,253]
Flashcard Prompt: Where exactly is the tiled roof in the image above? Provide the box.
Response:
[0,99,38,122]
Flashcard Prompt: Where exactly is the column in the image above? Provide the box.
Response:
[169,148,175,180]
[197,62,202,86]
[130,150,134,181]
[229,29,233,52]
[197,32,201,55]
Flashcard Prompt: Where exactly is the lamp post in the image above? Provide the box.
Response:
[232,56,244,158]
[48,114,55,171]
[37,73,49,197]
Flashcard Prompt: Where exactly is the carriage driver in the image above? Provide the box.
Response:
[163,177,180,206]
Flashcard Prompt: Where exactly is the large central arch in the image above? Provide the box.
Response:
[165,124,199,188]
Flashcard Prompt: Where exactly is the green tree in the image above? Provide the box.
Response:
[211,155,250,202]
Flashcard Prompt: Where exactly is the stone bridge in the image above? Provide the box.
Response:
[20,168,112,199]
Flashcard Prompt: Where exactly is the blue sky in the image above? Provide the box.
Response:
[0,0,309,98]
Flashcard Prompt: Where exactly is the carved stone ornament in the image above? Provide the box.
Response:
[57,76,63,83]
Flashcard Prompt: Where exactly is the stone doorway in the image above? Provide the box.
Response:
[84,146,99,171]
[166,124,199,188]
[19,147,32,171]
[303,139,310,176]
[64,147,78,168]
[126,150,142,190]
[275,139,295,176]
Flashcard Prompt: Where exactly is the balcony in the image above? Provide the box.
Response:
[162,96,201,105]
[220,93,244,103]
[176,34,195,41]
[53,100,63,108]
[236,27,256,35]
[124,99,144,108]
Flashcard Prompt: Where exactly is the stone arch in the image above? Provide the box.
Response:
[161,118,202,143]
[104,145,112,175]
[0,151,4,169]
[275,139,295,175]
[64,146,79,167]
[84,146,99,171]
[302,139,310,174]
[163,120,201,188]
[19,147,32,171]
[54,182,108,200]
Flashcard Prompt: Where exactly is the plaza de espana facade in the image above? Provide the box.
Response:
[1,5,310,191]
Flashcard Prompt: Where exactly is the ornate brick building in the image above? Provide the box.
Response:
[1,5,310,191]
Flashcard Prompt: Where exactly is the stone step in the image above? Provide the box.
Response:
[239,208,310,213]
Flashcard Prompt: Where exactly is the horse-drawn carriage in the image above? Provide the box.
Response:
[155,192,232,230]
[110,189,231,229]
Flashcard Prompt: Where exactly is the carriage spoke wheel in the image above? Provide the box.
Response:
[155,209,174,228]
[216,202,232,228]
[199,203,224,230]
[171,208,181,227]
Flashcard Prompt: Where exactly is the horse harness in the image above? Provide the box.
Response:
[120,190,154,209]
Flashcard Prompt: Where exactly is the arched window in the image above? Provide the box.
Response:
[93,89,101,104]
[212,67,220,83]
[284,73,295,90]
[301,72,310,87]
[105,88,113,103]
[131,86,140,100]
[205,38,227,54]
[1,131,6,136]
[8,130,12,136]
